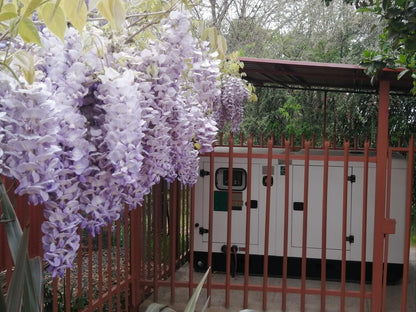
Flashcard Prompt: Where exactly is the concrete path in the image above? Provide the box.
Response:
[139,247,416,311]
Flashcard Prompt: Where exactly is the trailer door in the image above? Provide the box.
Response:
[291,164,353,257]
[200,160,260,246]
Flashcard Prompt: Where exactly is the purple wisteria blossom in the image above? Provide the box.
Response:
[214,74,250,133]
[0,10,229,277]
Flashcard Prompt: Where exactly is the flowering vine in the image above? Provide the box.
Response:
[0,11,225,277]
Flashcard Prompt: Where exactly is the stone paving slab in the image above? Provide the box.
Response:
[139,248,416,311]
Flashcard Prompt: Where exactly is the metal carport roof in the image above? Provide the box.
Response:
[239,57,414,95]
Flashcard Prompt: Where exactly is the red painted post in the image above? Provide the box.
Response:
[65,269,71,312]
[320,141,330,311]
[372,79,390,312]
[360,141,370,312]
[207,146,215,304]
[340,141,350,312]
[107,223,113,310]
[130,207,141,310]
[189,185,195,298]
[262,138,273,311]
[281,140,291,311]
[170,181,178,304]
[300,141,310,312]
[153,184,161,302]
[243,138,253,309]
[401,136,414,312]
[381,150,394,311]
[225,134,234,308]
[88,234,93,310]
[98,233,103,311]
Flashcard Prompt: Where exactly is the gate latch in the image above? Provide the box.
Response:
[347,175,356,183]
[200,169,210,177]
[346,235,355,243]
[382,218,396,235]
[199,226,209,235]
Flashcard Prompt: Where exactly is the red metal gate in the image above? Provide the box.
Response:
[188,134,414,311]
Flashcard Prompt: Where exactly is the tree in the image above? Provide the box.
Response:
[326,0,416,93]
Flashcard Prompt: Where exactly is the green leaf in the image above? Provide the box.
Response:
[0,180,23,263]
[1,2,17,14]
[200,296,210,312]
[13,50,35,84]
[62,0,87,32]
[184,267,210,312]
[0,11,17,22]
[0,282,6,312]
[22,0,44,18]
[6,227,30,312]
[18,17,41,45]
[217,34,227,60]
[49,0,62,20]
[145,303,176,312]
[202,27,219,49]
[22,256,43,312]
[38,2,66,41]
[97,0,126,30]
[397,68,410,80]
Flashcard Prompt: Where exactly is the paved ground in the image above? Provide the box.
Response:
[139,248,416,311]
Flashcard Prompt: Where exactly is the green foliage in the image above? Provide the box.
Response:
[326,0,416,94]
[0,180,43,312]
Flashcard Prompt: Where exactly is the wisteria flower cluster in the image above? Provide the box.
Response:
[214,74,251,133]
[0,11,223,277]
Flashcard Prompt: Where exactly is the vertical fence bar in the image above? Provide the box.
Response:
[53,276,58,312]
[225,134,234,308]
[189,185,195,298]
[107,223,113,310]
[170,181,178,304]
[243,138,253,309]
[207,146,215,304]
[88,234,93,310]
[77,228,83,299]
[262,138,273,311]
[162,183,168,275]
[153,184,161,302]
[360,141,370,312]
[124,208,129,309]
[300,141,310,312]
[320,141,330,311]
[372,80,390,312]
[381,149,393,311]
[116,220,122,311]
[65,269,71,312]
[281,139,290,312]
[401,136,414,312]
[340,141,350,312]
[180,185,185,259]
[97,232,103,312]
[146,191,152,280]
[130,207,141,310]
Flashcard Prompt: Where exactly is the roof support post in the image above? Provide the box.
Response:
[372,79,390,312]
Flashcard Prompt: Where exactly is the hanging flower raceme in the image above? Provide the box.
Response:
[0,10,234,277]
[214,74,251,133]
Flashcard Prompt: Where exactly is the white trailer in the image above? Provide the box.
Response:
[193,146,407,283]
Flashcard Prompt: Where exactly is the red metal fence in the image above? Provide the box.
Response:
[0,179,191,311]
[0,134,415,311]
